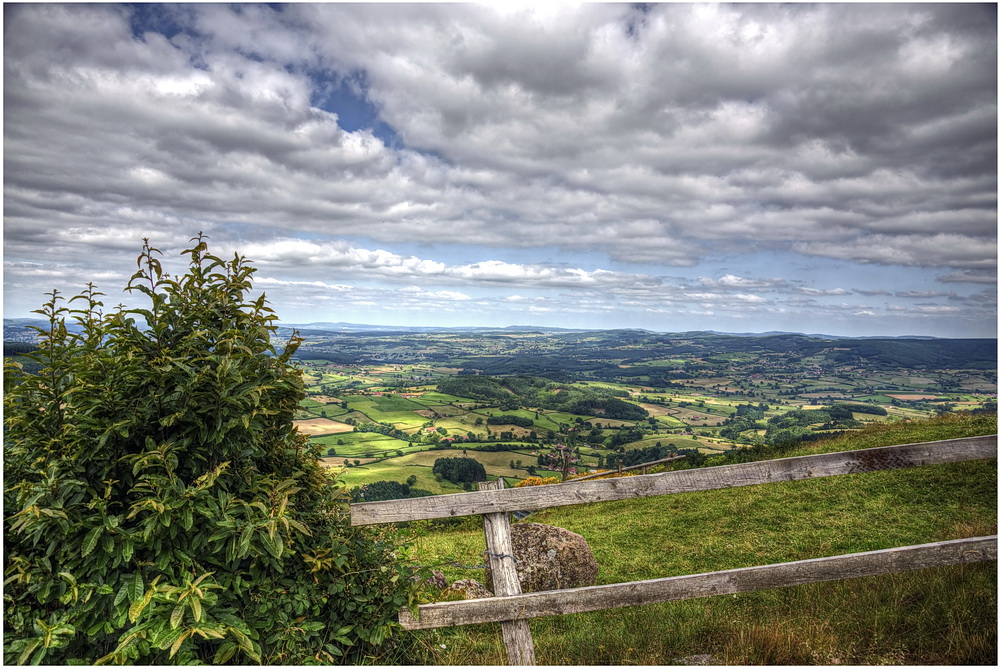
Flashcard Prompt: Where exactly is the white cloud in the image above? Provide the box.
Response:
[699,274,789,290]
[796,287,851,296]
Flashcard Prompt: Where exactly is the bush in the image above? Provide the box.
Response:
[514,476,560,487]
[349,480,432,503]
[486,415,533,428]
[3,237,413,665]
[431,456,486,484]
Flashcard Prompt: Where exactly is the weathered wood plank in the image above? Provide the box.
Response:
[567,454,686,482]
[351,435,996,525]
[479,480,536,665]
[399,535,997,630]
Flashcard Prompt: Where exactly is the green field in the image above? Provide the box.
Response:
[335,446,546,492]
[622,435,730,453]
[312,432,413,457]
[289,336,995,511]
[407,413,997,665]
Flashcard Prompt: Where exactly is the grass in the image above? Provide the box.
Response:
[312,432,412,457]
[337,447,541,488]
[400,413,996,665]
[339,461,466,494]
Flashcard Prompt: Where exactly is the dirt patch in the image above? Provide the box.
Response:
[669,408,727,426]
[637,403,674,417]
[310,395,343,404]
[887,394,940,401]
[293,418,354,435]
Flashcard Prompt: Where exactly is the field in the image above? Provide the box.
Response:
[404,413,997,665]
[283,328,995,497]
[292,417,353,435]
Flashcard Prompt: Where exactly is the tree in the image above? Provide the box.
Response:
[349,480,430,503]
[3,237,412,665]
[431,456,486,484]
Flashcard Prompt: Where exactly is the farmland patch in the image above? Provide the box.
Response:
[293,418,354,435]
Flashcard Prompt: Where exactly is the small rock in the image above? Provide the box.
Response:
[415,569,448,589]
[445,578,493,600]
[674,654,716,665]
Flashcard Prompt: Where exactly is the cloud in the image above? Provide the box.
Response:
[698,274,789,290]
[5,3,995,269]
[227,238,664,290]
[886,305,962,314]
[894,290,955,299]
[2,3,996,337]
[796,287,851,297]
[794,234,997,269]
[938,270,998,284]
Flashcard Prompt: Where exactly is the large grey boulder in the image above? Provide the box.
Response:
[485,522,598,593]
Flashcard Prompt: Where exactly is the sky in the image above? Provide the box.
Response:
[3,2,997,338]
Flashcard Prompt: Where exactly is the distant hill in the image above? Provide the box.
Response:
[276,321,591,334]
[703,329,940,340]
[3,317,988,349]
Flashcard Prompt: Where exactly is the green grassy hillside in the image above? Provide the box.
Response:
[403,413,996,665]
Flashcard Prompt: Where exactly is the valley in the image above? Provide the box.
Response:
[282,327,996,496]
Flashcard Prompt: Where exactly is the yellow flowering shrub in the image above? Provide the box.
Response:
[514,476,561,487]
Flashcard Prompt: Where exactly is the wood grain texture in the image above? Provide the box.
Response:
[478,479,536,665]
[398,535,997,630]
[567,454,686,482]
[352,435,996,525]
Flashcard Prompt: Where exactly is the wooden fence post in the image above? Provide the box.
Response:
[479,479,537,665]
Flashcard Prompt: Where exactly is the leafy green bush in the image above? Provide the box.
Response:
[349,481,432,503]
[431,457,486,484]
[486,414,534,428]
[3,237,414,665]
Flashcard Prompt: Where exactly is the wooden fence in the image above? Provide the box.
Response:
[350,435,997,665]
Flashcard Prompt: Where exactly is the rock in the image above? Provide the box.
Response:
[674,654,717,665]
[412,569,448,589]
[484,522,598,593]
[445,578,494,600]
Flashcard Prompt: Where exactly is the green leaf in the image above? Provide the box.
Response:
[258,529,282,558]
[238,525,254,556]
[128,571,143,603]
[127,598,148,623]
[17,639,41,665]
[189,596,202,623]
[169,630,189,658]
[170,605,185,630]
[156,627,185,651]
[81,526,102,558]
[113,582,130,606]
[213,641,237,664]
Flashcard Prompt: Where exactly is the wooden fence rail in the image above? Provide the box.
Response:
[351,435,996,525]
[397,536,997,630]
[565,453,686,481]
[349,435,997,665]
